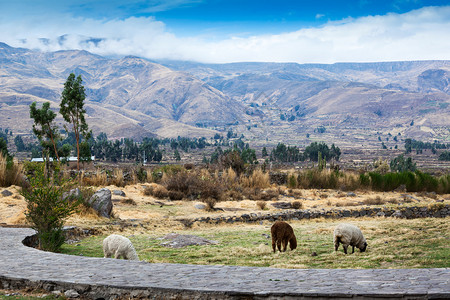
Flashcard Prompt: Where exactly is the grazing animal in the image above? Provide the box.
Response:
[271,221,297,253]
[334,223,367,254]
[103,234,139,260]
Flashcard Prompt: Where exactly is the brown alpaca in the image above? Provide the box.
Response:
[271,221,297,253]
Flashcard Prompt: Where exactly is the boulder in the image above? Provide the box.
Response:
[88,188,113,218]
[194,203,206,210]
[1,190,13,197]
[113,190,126,197]
[64,289,80,298]
[392,210,403,218]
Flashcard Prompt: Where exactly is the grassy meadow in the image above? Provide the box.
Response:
[61,217,449,269]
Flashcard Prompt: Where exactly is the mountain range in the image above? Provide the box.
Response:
[1,42,449,147]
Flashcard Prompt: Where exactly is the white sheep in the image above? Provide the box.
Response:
[103,234,139,260]
[334,223,367,254]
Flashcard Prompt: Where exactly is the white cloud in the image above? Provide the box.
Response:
[1,5,449,63]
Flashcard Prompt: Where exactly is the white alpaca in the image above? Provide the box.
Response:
[103,234,139,260]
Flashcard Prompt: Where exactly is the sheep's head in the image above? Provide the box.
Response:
[360,242,368,252]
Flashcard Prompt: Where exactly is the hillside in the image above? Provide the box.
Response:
[1,42,449,146]
[0,43,244,140]
[160,60,450,146]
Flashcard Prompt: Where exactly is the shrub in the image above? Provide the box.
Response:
[0,153,23,187]
[256,201,267,210]
[260,188,279,201]
[81,168,107,186]
[243,188,262,200]
[225,189,243,201]
[287,174,297,188]
[21,164,81,252]
[151,165,185,182]
[135,166,147,182]
[143,184,169,199]
[292,201,303,209]
[168,190,184,200]
[438,174,450,194]
[240,169,270,189]
[297,169,340,189]
[112,168,125,187]
[152,185,170,199]
[202,197,216,211]
[143,185,153,196]
[163,170,223,201]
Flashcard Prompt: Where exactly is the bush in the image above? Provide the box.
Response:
[0,153,23,187]
[21,164,81,252]
[287,174,297,189]
[292,201,303,209]
[163,170,223,201]
[168,190,184,200]
[153,185,170,199]
[202,197,216,211]
[256,201,267,210]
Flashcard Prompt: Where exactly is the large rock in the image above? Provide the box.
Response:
[88,188,113,218]
[1,190,13,197]
[113,190,126,197]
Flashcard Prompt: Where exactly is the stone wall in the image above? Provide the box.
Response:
[192,204,450,225]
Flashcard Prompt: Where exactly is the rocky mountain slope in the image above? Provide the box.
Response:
[0,43,244,140]
[1,42,449,146]
[160,60,450,145]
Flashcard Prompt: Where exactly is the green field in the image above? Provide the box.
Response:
[61,217,450,269]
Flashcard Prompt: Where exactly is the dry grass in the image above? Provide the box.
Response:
[363,196,386,205]
[224,189,244,201]
[143,184,169,199]
[120,198,137,205]
[111,168,125,187]
[82,168,107,186]
[256,201,267,210]
[240,169,270,189]
[0,154,23,187]
[222,167,238,187]
[334,201,360,207]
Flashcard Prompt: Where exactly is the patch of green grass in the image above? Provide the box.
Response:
[61,218,450,269]
[0,293,62,300]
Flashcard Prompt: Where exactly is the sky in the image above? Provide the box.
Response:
[0,0,449,63]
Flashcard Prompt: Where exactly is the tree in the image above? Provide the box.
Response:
[0,138,9,158]
[14,135,26,152]
[60,73,90,171]
[439,151,450,161]
[0,130,7,145]
[304,142,330,162]
[390,155,416,172]
[174,149,181,161]
[29,102,61,162]
[330,144,341,161]
[262,147,268,157]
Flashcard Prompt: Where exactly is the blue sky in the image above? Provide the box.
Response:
[1,0,449,63]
